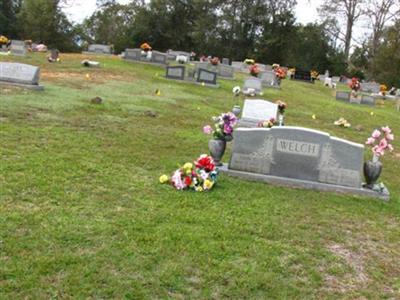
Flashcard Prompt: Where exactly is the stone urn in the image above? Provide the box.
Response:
[363,155,382,189]
[209,139,226,166]
[232,105,241,117]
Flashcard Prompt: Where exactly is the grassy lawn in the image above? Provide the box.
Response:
[1,53,399,299]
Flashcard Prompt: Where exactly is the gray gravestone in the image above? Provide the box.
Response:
[361,95,375,106]
[152,51,167,64]
[331,76,340,83]
[361,82,380,93]
[260,71,280,88]
[243,77,262,95]
[0,62,43,90]
[257,64,267,72]
[166,66,185,80]
[228,127,364,188]
[232,61,243,71]
[265,65,273,71]
[336,91,351,102]
[88,44,112,54]
[239,99,278,127]
[222,58,230,65]
[218,64,234,78]
[197,68,217,85]
[124,48,142,61]
[10,40,27,56]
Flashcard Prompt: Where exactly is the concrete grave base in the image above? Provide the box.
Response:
[82,51,113,56]
[219,164,390,201]
[163,76,219,88]
[123,58,169,67]
[0,81,44,91]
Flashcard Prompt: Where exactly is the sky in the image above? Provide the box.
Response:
[63,0,323,25]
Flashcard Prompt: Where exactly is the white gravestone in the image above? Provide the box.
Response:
[239,99,278,127]
[0,62,43,90]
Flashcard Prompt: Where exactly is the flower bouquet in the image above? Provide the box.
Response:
[364,126,394,188]
[0,35,9,45]
[379,84,387,96]
[257,118,276,128]
[203,112,237,165]
[203,112,237,142]
[249,64,260,77]
[334,117,351,128]
[311,70,319,80]
[276,100,287,126]
[349,77,361,92]
[274,67,287,80]
[140,42,152,52]
[244,59,255,65]
[210,57,220,66]
[159,154,218,192]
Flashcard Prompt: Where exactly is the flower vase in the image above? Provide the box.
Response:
[209,139,226,166]
[278,113,284,126]
[363,154,382,189]
[232,105,241,117]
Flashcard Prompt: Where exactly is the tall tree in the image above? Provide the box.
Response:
[365,0,400,58]
[370,20,400,87]
[17,0,76,50]
[318,0,365,60]
[0,0,22,38]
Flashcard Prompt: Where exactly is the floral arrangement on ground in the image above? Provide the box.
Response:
[159,154,218,192]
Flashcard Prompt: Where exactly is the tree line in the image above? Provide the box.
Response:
[1,0,399,86]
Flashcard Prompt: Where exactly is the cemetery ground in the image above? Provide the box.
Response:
[1,53,399,299]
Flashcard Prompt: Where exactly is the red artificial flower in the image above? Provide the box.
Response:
[184,176,192,186]
[195,156,215,172]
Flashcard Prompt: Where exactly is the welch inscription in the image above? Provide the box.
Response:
[276,139,320,157]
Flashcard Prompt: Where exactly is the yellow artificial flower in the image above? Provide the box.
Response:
[159,174,169,184]
[183,163,193,171]
[370,111,374,116]
[85,73,90,79]
[201,82,205,86]
[312,114,316,119]
[203,179,214,190]
[195,186,203,192]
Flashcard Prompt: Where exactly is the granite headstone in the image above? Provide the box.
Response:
[336,91,351,101]
[166,66,185,80]
[10,40,27,56]
[228,127,364,188]
[239,99,278,127]
[197,68,217,85]
[243,77,262,95]
[0,62,43,90]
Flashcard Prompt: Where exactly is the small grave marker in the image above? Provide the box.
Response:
[197,68,217,85]
[166,66,185,80]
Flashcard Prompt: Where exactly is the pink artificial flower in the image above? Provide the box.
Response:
[379,138,388,149]
[171,169,186,190]
[203,125,213,135]
[371,129,381,139]
[223,123,233,134]
[365,137,375,145]
[386,133,394,141]
[372,145,385,156]
[381,126,391,134]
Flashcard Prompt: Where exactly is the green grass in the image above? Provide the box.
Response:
[1,53,399,299]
